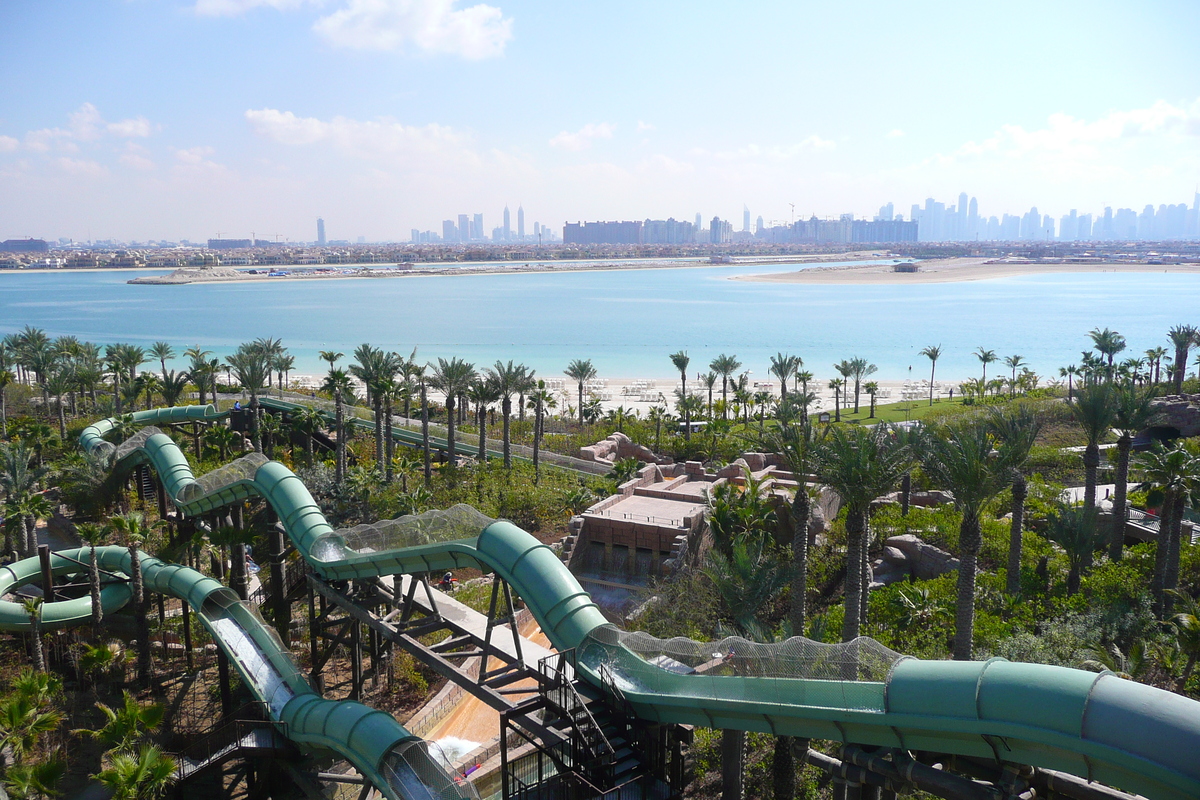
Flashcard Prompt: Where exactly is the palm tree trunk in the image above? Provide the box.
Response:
[1006,474,1027,595]
[502,397,512,468]
[1081,443,1099,571]
[446,395,457,463]
[385,394,394,482]
[28,612,45,672]
[841,506,865,642]
[129,545,151,686]
[1152,488,1175,618]
[533,399,543,484]
[373,397,384,470]
[789,485,810,635]
[1165,491,1186,615]
[478,404,487,463]
[860,527,871,627]
[421,383,431,486]
[900,472,911,517]
[90,544,103,629]
[577,381,584,426]
[334,389,345,485]
[1110,437,1132,561]
[953,512,981,661]
[772,735,795,800]
[720,729,745,800]
[249,393,261,453]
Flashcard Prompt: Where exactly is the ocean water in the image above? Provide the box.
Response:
[2,261,1198,384]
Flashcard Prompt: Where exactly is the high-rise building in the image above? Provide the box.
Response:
[517,206,525,239]
[876,202,894,221]
[756,215,764,234]
[743,205,751,232]
[695,213,702,231]
[710,216,732,243]
[316,218,326,246]
[957,192,968,241]
[445,219,459,242]
[457,214,469,243]
[967,197,979,240]
[411,229,420,243]
[503,206,511,241]
[473,213,484,242]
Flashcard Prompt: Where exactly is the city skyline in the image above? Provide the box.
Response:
[1,2,1198,242]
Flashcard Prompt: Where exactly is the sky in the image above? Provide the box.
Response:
[1,0,1199,243]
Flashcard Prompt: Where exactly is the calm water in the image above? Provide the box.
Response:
[2,261,1197,384]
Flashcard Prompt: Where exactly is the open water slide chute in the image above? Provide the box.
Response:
[3,405,1198,800]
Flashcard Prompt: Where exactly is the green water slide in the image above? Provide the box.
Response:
[16,407,1200,799]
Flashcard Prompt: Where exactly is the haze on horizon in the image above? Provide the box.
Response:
[1,0,1198,244]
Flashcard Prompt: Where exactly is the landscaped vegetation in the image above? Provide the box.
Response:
[2,322,1200,799]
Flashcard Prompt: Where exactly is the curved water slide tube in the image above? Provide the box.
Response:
[10,406,1200,800]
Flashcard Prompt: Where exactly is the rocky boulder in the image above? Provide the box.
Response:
[578,431,662,465]
[869,533,960,588]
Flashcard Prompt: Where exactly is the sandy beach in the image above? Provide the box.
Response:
[734,256,1200,285]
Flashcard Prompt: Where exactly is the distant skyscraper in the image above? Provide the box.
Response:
[443,220,457,242]
[517,205,525,239]
[503,206,511,241]
[316,218,326,246]
[456,214,469,242]
[473,213,484,241]
[877,203,894,221]
[695,212,702,231]
[756,215,764,235]
[967,197,979,239]
[957,192,968,240]
[411,229,420,243]
[743,205,750,232]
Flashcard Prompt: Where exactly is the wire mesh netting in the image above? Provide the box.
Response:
[309,504,494,562]
[381,739,481,800]
[114,426,163,462]
[177,453,270,504]
[579,625,904,713]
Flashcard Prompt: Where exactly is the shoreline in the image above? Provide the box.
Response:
[125,250,890,285]
[734,256,1200,284]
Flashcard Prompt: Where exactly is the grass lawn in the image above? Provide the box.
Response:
[822,396,969,425]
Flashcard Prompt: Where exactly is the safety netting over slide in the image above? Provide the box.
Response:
[310,504,495,563]
[113,426,162,462]
[177,453,270,504]
[580,627,905,711]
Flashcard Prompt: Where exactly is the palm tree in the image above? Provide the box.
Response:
[769,353,799,404]
[149,342,174,378]
[814,425,913,642]
[1070,384,1117,544]
[289,404,325,466]
[0,367,13,439]
[921,418,1015,660]
[709,354,741,419]
[974,347,997,388]
[183,346,212,405]
[701,372,718,419]
[987,406,1042,595]
[416,365,431,486]
[273,353,295,396]
[919,345,942,405]
[864,381,879,418]
[761,421,821,635]
[43,367,73,440]
[833,359,853,410]
[847,356,876,413]
[1145,346,1168,386]
[564,359,597,427]
[1040,503,1098,595]
[528,379,555,484]
[321,368,353,485]
[225,343,270,453]
[107,512,156,685]
[489,360,528,468]
[430,357,476,463]
[1167,590,1200,691]
[827,378,843,422]
[669,351,691,439]
[21,598,45,672]
[97,744,176,800]
[86,692,164,753]
[319,349,343,373]
[1089,327,1126,379]
[1168,325,1198,394]
[1059,364,1079,401]
[350,344,395,469]
[1003,355,1025,397]
[466,375,500,463]
[76,522,107,630]
[1109,385,1159,561]
[1135,443,1200,616]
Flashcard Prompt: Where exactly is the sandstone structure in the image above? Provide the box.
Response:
[578,431,668,466]
[870,533,960,588]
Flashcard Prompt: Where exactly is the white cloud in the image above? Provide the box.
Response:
[175,146,216,164]
[693,135,834,161]
[0,136,18,152]
[886,129,904,138]
[108,117,154,138]
[245,108,469,162]
[313,0,512,58]
[57,157,108,178]
[549,122,615,152]
[193,0,317,16]
[637,120,656,132]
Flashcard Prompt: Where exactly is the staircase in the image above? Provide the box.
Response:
[173,709,295,784]
[502,651,677,800]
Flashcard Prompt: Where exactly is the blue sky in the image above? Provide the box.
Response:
[1,0,1198,242]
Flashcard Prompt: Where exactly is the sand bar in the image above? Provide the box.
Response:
[735,256,1200,285]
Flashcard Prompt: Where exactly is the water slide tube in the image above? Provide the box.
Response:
[10,407,1200,800]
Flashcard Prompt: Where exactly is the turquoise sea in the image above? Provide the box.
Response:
[2,260,1197,384]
